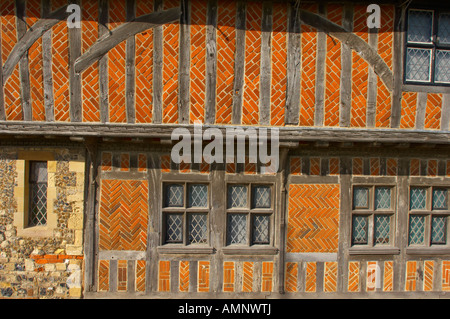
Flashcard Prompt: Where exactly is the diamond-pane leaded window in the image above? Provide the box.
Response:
[188,213,207,244]
[188,184,208,208]
[431,216,447,244]
[408,10,433,43]
[166,214,183,243]
[374,215,390,245]
[375,187,391,210]
[227,214,247,245]
[228,185,247,209]
[410,188,427,210]
[163,182,210,246]
[165,184,184,207]
[252,186,271,209]
[432,189,448,210]
[352,216,368,245]
[405,48,432,82]
[353,187,369,209]
[405,9,450,85]
[29,162,48,227]
[252,215,270,244]
[409,215,425,245]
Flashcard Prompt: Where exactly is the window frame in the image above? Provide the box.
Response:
[404,8,450,87]
[350,185,396,248]
[161,181,211,246]
[408,186,450,248]
[225,183,274,247]
[28,161,49,227]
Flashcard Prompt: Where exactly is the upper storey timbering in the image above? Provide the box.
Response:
[0,0,449,135]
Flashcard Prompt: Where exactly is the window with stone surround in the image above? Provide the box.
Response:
[408,186,449,246]
[351,186,396,247]
[404,8,450,85]
[28,161,48,227]
[162,182,210,245]
[226,184,273,246]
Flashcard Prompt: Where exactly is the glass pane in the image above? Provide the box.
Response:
[375,187,391,210]
[165,184,184,207]
[353,187,369,209]
[227,214,247,245]
[29,183,47,226]
[352,215,368,245]
[409,215,425,245]
[432,188,448,210]
[252,186,271,209]
[407,10,433,43]
[252,215,270,244]
[188,184,208,208]
[410,188,427,210]
[374,215,390,245]
[405,48,432,82]
[438,13,450,44]
[188,213,207,244]
[435,50,450,83]
[30,162,48,183]
[165,214,183,243]
[431,216,447,244]
[228,185,248,209]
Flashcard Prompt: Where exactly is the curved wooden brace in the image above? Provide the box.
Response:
[299,9,394,92]
[2,6,68,83]
[74,7,181,74]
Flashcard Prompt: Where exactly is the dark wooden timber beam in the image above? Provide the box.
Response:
[74,7,181,74]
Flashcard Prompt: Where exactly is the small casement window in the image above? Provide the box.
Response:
[404,9,450,85]
[408,187,449,246]
[28,161,48,227]
[226,184,272,246]
[351,186,395,246]
[163,183,209,245]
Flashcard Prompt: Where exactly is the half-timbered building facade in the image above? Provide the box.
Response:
[1,0,450,298]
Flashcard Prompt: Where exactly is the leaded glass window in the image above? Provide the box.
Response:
[432,188,448,210]
[409,215,425,245]
[352,215,368,245]
[29,161,48,227]
[351,185,395,248]
[410,187,427,210]
[431,216,447,244]
[163,182,209,245]
[405,9,450,85]
[226,184,273,246]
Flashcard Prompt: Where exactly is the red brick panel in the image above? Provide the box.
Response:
[162,0,180,124]
[442,261,450,291]
[108,0,127,123]
[242,261,254,292]
[27,0,45,122]
[81,0,100,122]
[386,158,397,176]
[261,262,273,292]
[179,261,190,292]
[290,157,302,175]
[400,92,418,129]
[305,262,316,292]
[190,0,207,124]
[136,260,146,292]
[287,184,340,253]
[242,2,262,125]
[98,260,110,292]
[405,261,417,291]
[425,93,442,130]
[348,261,360,292]
[198,261,210,292]
[223,261,235,292]
[101,152,112,171]
[215,0,236,124]
[383,261,393,292]
[99,180,149,251]
[158,261,171,292]
[410,159,420,176]
[427,159,438,177]
[329,158,340,175]
[350,5,369,128]
[324,261,338,292]
[299,3,318,127]
[118,260,127,292]
[375,79,392,128]
[370,158,380,176]
[324,5,342,127]
[1,0,23,121]
[352,158,363,176]
[366,261,377,292]
[424,260,434,292]
[270,3,287,126]
[135,0,154,123]
[285,262,298,293]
